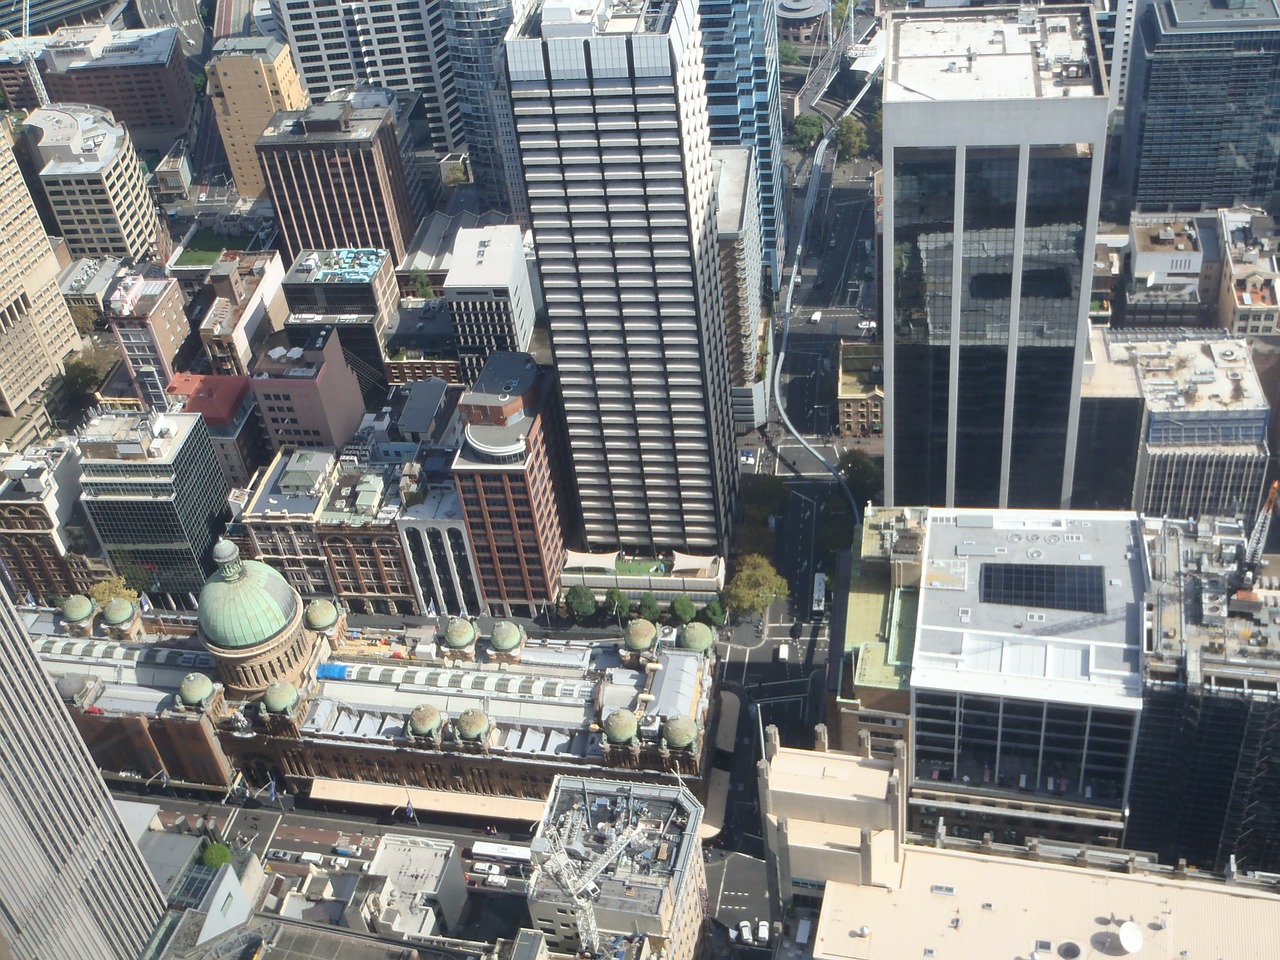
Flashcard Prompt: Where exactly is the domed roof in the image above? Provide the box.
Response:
[407,703,442,737]
[61,594,93,624]
[177,672,215,707]
[443,617,477,649]
[454,706,490,740]
[490,620,524,651]
[54,673,90,704]
[262,680,299,714]
[624,618,657,651]
[601,709,638,743]
[304,598,339,631]
[101,597,134,626]
[662,714,698,748]
[679,622,715,653]
[198,540,299,650]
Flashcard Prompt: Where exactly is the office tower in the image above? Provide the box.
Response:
[104,274,188,409]
[284,247,398,321]
[506,0,737,553]
[0,585,166,960]
[0,120,79,424]
[700,0,785,287]
[276,0,462,153]
[444,226,536,383]
[452,353,569,617]
[78,410,229,597]
[24,104,164,262]
[250,328,365,452]
[882,6,1108,509]
[206,36,309,199]
[257,89,422,263]
[166,373,269,487]
[1124,0,1280,210]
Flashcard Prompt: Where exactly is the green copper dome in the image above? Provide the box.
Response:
[454,707,490,740]
[304,598,339,631]
[662,714,698,749]
[407,703,443,737]
[602,709,638,744]
[679,622,715,653]
[102,597,135,626]
[624,618,657,652]
[55,673,91,704]
[177,672,215,707]
[443,617,477,649]
[61,594,93,624]
[198,540,299,650]
[262,680,299,714]
[490,620,524,652]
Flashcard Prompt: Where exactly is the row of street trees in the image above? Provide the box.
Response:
[562,584,726,627]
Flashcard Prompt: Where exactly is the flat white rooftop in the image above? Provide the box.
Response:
[911,509,1145,710]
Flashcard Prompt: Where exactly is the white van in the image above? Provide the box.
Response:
[298,852,324,865]
[809,311,823,325]
[776,643,791,663]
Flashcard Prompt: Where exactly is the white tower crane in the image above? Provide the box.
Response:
[1,0,49,108]
[539,819,645,956]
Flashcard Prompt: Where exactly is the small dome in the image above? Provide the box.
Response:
[490,620,524,652]
[212,539,240,565]
[102,597,135,626]
[454,706,490,740]
[601,709,638,743]
[443,617,477,649]
[662,714,698,749]
[177,672,215,707]
[304,598,339,631]
[262,680,299,715]
[679,622,715,653]
[55,673,90,704]
[407,703,442,737]
[61,594,93,624]
[624,618,657,652]
[198,539,300,650]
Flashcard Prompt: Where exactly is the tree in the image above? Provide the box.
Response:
[865,103,883,161]
[836,116,867,160]
[62,356,101,400]
[779,40,801,65]
[603,587,629,621]
[69,303,98,335]
[564,585,597,623]
[702,599,726,626]
[637,592,662,622]
[406,268,436,299]
[202,842,232,870]
[838,448,884,508]
[669,594,696,625]
[89,575,139,606]
[723,554,788,620]
[790,114,825,149]
[737,474,790,556]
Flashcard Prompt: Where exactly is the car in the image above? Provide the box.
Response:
[858,321,877,330]
[776,643,791,663]
[738,921,754,945]
[332,857,350,870]
[198,192,208,202]
[268,850,292,862]
[757,921,770,945]
[789,621,803,640]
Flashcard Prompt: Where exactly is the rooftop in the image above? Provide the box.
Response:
[0,24,178,71]
[1160,0,1280,30]
[259,88,396,147]
[886,6,1105,103]
[209,34,287,59]
[399,207,510,275]
[166,373,251,426]
[285,248,389,287]
[26,103,130,175]
[251,328,334,381]
[1131,216,1203,256]
[0,444,73,504]
[518,0,679,40]
[76,411,197,467]
[712,146,752,239]
[106,274,176,318]
[443,225,524,290]
[838,343,884,401]
[58,256,122,299]
[244,447,338,520]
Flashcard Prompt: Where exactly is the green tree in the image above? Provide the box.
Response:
[669,594,696,625]
[838,448,884,508]
[637,592,662,622]
[702,599,726,626]
[865,103,882,160]
[833,0,850,32]
[737,474,790,556]
[62,356,101,400]
[836,116,867,160]
[603,587,629,621]
[790,114,825,149]
[779,40,800,65]
[406,268,436,299]
[89,575,139,606]
[564,585,597,623]
[201,842,232,870]
[723,554,788,620]
[69,303,98,335]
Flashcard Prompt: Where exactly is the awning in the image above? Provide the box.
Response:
[699,767,731,839]
[715,690,741,753]
[670,551,720,575]
[308,777,546,823]
[563,548,622,571]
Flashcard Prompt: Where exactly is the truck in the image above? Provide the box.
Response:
[333,845,362,857]
[796,918,813,946]
[298,852,324,865]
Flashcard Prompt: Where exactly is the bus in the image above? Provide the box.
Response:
[464,841,533,866]
[812,573,827,620]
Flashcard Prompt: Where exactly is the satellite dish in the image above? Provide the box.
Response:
[1118,921,1144,954]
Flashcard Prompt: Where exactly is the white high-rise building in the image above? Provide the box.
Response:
[505,0,737,553]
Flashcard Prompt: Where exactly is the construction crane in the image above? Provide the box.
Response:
[1239,480,1279,591]
[1,0,48,108]
[540,820,645,956]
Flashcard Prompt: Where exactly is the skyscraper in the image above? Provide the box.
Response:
[882,5,1108,509]
[505,0,737,553]
[0,585,166,959]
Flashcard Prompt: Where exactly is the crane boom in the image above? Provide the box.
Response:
[1238,480,1280,591]
[2,0,49,108]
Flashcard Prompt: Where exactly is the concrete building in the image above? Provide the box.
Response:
[0,120,80,425]
[1123,214,1220,325]
[506,0,738,554]
[443,226,536,384]
[166,373,269,488]
[206,36,309,199]
[250,328,365,453]
[452,353,570,617]
[104,274,188,409]
[257,89,423,263]
[882,6,1109,509]
[397,481,486,617]
[57,256,123,322]
[1218,206,1280,335]
[283,248,399,323]
[836,343,883,439]
[24,104,164,262]
[713,146,766,430]
[0,586,166,960]
[1077,327,1269,517]
[0,442,111,606]
[196,250,289,377]
[153,140,192,201]
[528,776,707,960]
[77,411,229,598]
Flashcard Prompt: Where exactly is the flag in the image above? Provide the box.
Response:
[24,591,34,606]
[188,592,199,610]
[139,592,153,613]
[426,598,437,617]
[160,771,169,787]
[405,800,414,819]
[267,780,277,803]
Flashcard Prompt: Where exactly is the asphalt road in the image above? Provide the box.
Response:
[136,0,209,60]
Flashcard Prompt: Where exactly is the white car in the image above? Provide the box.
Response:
[738,921,754,945]
[858,321,877,330]
[757,921,770,945]
[332,857,350,870]
[198,192,208,202]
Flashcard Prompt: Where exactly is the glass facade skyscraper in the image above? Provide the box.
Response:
[883,7,1109,509]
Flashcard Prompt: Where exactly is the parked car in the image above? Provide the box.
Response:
[268,850,292,862]
[738,921,754,945]
[757,921,770,945]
